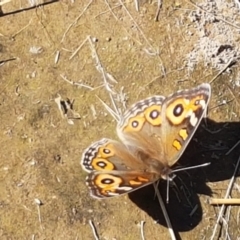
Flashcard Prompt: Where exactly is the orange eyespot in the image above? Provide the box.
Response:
[91,158,114,170]
[95,174,123,194]
[166,96,205,125]
[166,99,187,125]
[98,144,115,158]
[144,105,161,126]
[123,115,145,132]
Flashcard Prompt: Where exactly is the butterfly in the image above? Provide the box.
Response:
[81,83,211,199]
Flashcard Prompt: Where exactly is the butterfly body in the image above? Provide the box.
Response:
[81,83,211,199]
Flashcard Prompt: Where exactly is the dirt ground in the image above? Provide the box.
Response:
[1,0,240,239]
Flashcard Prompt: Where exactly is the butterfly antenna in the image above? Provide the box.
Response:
[172,162,210,174]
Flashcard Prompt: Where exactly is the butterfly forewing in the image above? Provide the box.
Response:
[160,83,211,166]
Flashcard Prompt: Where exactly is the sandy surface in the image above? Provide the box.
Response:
[0,0,240,239]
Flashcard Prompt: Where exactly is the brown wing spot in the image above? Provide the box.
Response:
[91,158,115,170]
[173,139,182,151]
[94,174,123,194]
[123,115,145,132]
[144,105,161,126]
[179,128,188,141]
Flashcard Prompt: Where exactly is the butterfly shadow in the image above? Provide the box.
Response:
[128,118,240,235]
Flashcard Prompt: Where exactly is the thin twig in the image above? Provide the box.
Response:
[209,198,240,205]
[61,0,93,42]
[0,58,16,66]
[154,0,162,21]
[209,58,236,84]
[95,95,120,122]
[11,19,32,38]
[209,99,234,111]
[88,220,99,240]
[87,35,124,118]
[60,74,96,90]
[225,140,240,156]
[186,0,240,29]
[95,4,121,18]
[109,91,121,119]
[210,155,240,240]
[104,0,141,46]
[153,183,176,240]
[69,37,88,60]
[134,0,139,11]
[226,84,240,109]
[140,221,145,240]
[88,36,116,95]
[189,204,198,217]
[118,0,159,54]
[34,198,43,230]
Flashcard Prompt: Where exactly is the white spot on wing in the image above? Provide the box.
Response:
[118,186,133,191]
[108,192,120,196]
[190,113,198,126]
[199,99,206,109]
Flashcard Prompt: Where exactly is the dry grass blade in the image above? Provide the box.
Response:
[88,36,116,95]
[209,57,237,84]
[95,95,120,122]
[210,154,240,240]
[69,37,88,60]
